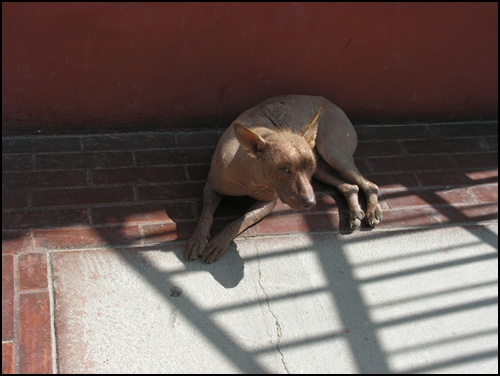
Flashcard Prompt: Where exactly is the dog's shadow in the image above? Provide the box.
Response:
[174,241,244,289]
[170,196,254,288]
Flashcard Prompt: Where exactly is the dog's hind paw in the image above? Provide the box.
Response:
[349,209,365,229]
[365,205,383,226]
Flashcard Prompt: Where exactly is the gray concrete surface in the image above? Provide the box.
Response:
[51,224,498,374]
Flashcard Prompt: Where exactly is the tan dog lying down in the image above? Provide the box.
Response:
[186,95,382,263]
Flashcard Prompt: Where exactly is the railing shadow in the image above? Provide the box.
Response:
[84,180,497,373]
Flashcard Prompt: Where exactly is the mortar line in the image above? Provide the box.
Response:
[12,254,20,375]
[46,252,59,374]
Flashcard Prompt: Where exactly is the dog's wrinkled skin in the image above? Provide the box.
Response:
[186,95,382,263]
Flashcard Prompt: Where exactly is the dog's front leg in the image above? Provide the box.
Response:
[201,198,277,263]
[186,183,223,260]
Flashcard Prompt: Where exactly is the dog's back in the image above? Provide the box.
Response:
[209,95,359,188]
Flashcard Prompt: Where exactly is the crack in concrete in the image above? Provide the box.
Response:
[256,246,290,374]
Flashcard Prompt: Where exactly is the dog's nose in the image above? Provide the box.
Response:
[302,195,316,210]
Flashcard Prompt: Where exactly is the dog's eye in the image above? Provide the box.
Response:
[280,166,291,174]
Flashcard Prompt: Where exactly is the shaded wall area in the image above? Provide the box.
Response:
[2,2,498,134]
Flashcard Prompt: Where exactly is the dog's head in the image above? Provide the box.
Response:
[233,107,321,211]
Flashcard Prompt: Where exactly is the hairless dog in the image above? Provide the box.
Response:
[186,95,382,263]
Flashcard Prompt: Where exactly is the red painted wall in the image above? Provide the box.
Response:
[2,2,498,133]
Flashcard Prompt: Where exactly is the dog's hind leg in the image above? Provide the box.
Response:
[314,104,382,226]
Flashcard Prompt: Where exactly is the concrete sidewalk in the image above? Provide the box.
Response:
[51,225,498,373]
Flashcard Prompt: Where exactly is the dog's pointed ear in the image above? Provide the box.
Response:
[300,106,322,149]
[233,122,267,159]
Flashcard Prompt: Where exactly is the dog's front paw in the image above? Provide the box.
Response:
[201,235,231,264]
[365,205,383,226]
[185,232,209,261]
